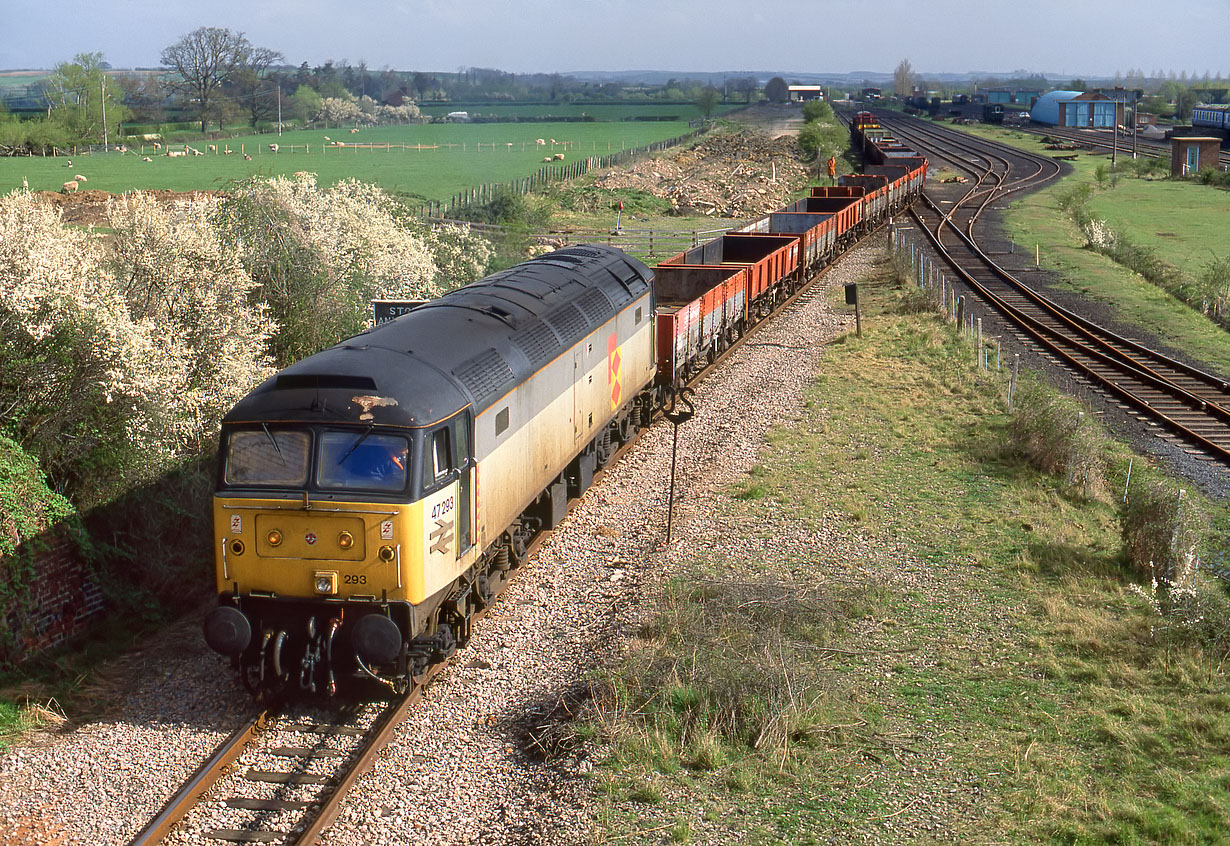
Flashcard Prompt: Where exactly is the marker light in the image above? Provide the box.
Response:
[337,531,354,550]
[314,571,338,595]
[267,530,283,547]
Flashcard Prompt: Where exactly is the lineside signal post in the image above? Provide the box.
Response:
[844,283,862,337]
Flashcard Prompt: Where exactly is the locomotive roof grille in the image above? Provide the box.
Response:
[452,348,517,408]
[513,320,561,370]
[546,303,588,347]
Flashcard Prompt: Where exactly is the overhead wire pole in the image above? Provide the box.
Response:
[101,74,108,152]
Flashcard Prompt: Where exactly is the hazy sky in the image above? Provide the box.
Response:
[4,0,1228,78]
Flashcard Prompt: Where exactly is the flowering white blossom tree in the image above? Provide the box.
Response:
[1,176,492,506]
[219,172,492,364]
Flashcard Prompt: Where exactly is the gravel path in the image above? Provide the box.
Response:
[0,241,878,846]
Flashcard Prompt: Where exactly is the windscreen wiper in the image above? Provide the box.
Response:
[336,424,374,465]
[262,423,287,466]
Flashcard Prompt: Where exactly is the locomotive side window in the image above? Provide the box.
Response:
[224,429,311,486]
[317,430,410,493]
[495,407,509,435]
[430,429,451,480]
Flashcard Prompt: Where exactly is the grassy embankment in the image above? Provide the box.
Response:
[951,123,1230,377]
[0,117,703,200]
[582,259,1230,844]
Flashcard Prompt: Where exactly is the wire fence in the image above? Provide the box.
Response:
[427,217,740,263]
[415,126,710,220]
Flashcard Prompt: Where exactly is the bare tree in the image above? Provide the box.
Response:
[228,45,286,128]
[893,58,915,99]
[160,27,254,132]
[696,86,720,119]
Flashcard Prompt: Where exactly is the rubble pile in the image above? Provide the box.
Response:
[591,129,810,218]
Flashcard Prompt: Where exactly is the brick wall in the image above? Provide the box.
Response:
[2,530,104,665]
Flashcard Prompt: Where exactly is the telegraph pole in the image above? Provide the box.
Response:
[101,74,108,151]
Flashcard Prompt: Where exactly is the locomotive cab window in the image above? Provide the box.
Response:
[425,428,453,488]
[224,428,311,487]
[317,429,410,493]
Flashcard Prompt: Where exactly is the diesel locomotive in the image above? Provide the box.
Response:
[205,246,658,694]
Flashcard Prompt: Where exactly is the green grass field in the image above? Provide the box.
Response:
[0,120,701,200]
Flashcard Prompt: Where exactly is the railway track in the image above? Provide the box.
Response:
[873,111,1230,464]
[1007,123,1230,168]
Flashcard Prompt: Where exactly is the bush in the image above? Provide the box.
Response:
[1008,377,1109,498]
[217,173,492,366]
[1120,476,1207,589]
[796,121,845,163]
[801,100,833,123]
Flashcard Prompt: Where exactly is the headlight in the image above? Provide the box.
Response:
[267,530,282,547]
[314,571,338,595]
[337,531,354,550]
[229,539,245,556]
[377,545,396,563]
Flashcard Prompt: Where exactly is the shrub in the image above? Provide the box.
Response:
[796,121,845,163]
[217,173,492,366]
[1120,476,1207,589]
[801,100,833,123]
[1008,377,1109,499]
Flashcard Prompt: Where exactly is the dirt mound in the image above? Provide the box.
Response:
[591,128,809,218]
[33,189,225,228]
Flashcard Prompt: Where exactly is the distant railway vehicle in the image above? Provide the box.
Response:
[1191,105,1230,133]
[983,103,1005,123]
[204,111,928,697]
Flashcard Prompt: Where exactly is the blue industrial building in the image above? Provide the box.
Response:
[1030,91,1123,128]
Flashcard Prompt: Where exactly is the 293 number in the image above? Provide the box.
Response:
[344,574,367,585]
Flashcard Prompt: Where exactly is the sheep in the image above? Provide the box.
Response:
[323,136,330,141]
[73,174,87,182]
[153,142,162,150]
[207,144,217,153]
[243,154,252,161]
[61,180,79,193]
[142,156,152,162]
[167,150,187,158]
[349,128,359,134]
[542,157,552,163]
[535,138,545,146]
[65,160,72,167]
[223,149,234,155]
[192,149,204,156]
[268,143,279,153]
[553,152,565,161]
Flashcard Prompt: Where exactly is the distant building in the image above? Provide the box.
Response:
[1171,136,1222,176]
[788,85,825,102]
[980,87,1043,105]
[1030,91,1124,128]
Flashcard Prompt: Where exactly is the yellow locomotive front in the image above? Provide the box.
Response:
[204,364,480,696]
